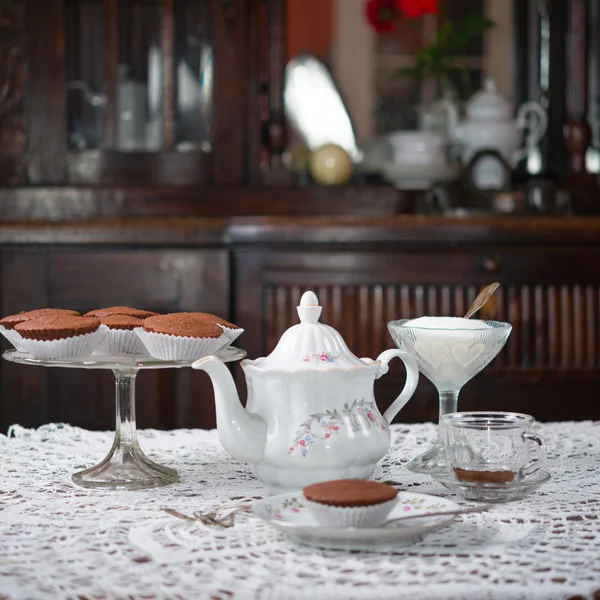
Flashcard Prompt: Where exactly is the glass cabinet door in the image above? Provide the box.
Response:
[64,0,214,183]
[19,0,278,187]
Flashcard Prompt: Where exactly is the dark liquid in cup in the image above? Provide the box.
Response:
[453,467,517,484]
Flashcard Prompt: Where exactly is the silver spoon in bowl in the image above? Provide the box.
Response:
[464,282,500,319]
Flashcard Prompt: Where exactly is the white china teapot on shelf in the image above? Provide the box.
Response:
[193,291,419,493]
[443,78,548,189]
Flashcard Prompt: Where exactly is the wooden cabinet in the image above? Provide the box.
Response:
[1,0,600,434]
[0,247,230,431]
[1,216,600,430]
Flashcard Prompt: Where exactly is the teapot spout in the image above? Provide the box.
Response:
[192,355,266,463]
[437,97,460,139]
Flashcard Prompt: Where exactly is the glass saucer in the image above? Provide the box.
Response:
[432,469,551,503]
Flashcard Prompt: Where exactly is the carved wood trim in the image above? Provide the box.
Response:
[104,0,118,148]
[260,0,289,183]
[26,0,67,184]
[159,0,176,150]
[221,0,238,35]
[564,0,597,209]
[265,0,286,163]
[0,0,27,186]
[211,0,247,183]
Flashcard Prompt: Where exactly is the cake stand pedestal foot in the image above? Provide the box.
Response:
[71,368,179,490]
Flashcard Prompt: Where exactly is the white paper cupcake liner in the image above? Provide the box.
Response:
[0,325,27,352]
[305,496,399,528]
[17,326,108,360]
[94,328,149,357]
[135,326,244,361]
[215,326,244,350]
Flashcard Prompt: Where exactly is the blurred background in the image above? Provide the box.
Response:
[0,0,599,433]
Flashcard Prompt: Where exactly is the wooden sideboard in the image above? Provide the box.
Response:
[3,0,600,435]
[1,214,599,433]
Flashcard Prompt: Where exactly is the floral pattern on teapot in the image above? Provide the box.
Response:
[302,352,339,364]
[288,399,387,456]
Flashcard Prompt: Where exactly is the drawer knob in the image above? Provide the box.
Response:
[483,257,501,273]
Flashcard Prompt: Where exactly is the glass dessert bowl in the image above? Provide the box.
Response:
[387,317,512,474]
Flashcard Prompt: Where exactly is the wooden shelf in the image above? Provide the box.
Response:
[0,185,404,221]
[1,213,600,246]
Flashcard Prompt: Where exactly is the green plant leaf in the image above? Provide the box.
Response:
[394,12,495,85]
[397,66,421,78]
[450,14,495,52]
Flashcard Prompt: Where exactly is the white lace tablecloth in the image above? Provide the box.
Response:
[1,422,600,600]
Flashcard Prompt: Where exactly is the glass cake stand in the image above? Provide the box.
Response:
[3,347,246,490]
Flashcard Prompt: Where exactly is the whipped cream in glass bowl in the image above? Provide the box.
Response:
[388,316,512,474]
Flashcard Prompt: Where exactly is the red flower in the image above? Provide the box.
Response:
[364,0,399,33]
[396,0,440,18]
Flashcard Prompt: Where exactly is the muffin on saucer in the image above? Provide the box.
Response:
[135,312,243,361]
[93,315,148,356]
[14,316,106,360]
[303,479,399,528]
[0,309,81,351]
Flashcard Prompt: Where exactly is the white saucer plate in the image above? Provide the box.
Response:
[252,491,460,550]
[432,469,551,503]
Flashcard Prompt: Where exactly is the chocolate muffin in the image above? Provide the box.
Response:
[303,479,398,508]
[93,315,147,357]
[84,306,159,319]
[303,479,400,528]
[0,308,81,330]
[136,312,242,361]
[200,313,240,330]
[15,316,101,341]
[142,312,234,339]
[97,315,144,331]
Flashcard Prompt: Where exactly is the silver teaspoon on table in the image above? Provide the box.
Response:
[382,504,492,527]
[163,504,492,528]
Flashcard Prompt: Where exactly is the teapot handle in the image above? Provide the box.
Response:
[374,349,419,425]
[511,102,548,167]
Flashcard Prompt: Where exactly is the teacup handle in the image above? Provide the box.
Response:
[511,101,548,167]
[373,349,420,424]
[521,431,547,477]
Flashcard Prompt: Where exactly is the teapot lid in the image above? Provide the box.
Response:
[466,78,512,121]
[253,291,372,370]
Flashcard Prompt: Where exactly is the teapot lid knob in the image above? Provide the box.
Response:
[484,77,497,93]
[297,290,322,324]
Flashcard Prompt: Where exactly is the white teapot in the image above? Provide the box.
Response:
[444,78,548,189]
[193,291,419,493]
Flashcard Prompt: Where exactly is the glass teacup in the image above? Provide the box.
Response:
[440,412,547,484]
